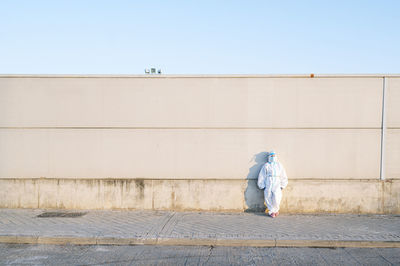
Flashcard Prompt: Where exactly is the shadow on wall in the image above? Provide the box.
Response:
[244,152,268,212]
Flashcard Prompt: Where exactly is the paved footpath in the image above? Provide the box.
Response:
[0,209,399,248]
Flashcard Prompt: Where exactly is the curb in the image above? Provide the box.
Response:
[0,236,399,248]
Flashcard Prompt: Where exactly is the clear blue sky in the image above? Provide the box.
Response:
[0,0,399,74]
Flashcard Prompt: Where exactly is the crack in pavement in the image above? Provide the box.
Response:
[155,212,176,239]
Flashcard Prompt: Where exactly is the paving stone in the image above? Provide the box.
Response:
[0,209,399,247]
[0,244,400,265]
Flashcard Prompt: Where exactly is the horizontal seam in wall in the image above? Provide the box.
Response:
[0,75,399,78]
[0,127,382,130]
[0,178,395,182]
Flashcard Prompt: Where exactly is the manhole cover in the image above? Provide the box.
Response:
[37,212,87,218]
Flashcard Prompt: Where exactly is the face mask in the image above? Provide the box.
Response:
[268,155,276,163]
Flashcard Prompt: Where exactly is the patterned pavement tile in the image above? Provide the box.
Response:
[0,209,399,243]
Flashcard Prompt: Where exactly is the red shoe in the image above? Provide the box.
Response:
[275,212,279,217]
[270,213,276,218]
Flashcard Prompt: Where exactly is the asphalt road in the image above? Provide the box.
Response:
[0,244,399,265]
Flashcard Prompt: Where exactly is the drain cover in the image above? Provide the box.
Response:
[37,212,87,218]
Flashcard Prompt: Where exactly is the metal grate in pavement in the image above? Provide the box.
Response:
[37,212,87,218]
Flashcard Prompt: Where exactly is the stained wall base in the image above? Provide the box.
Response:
[0,178,398,214]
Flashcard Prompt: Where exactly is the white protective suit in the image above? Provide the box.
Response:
[257,153,288,215]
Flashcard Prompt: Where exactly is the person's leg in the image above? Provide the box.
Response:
[264,189,274,216]
[271,188,282,214]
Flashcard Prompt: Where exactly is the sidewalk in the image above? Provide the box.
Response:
[0,209,399,248]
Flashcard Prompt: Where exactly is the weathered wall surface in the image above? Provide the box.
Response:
[0,75,398,213]
[1,178,398,214]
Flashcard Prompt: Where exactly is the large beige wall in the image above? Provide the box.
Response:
[0,76,384,179]
[0,75,398,213]
[0,77,382,128]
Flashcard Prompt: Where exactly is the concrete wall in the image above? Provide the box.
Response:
[386,78,400,180]
[0,75,399,213]
[0,178,398,214]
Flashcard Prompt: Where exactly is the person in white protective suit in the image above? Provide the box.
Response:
[257,151,288,218]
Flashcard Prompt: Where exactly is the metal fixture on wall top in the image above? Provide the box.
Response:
[144,68,162,74]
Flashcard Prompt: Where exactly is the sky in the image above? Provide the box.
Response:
[0,0,399,74]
